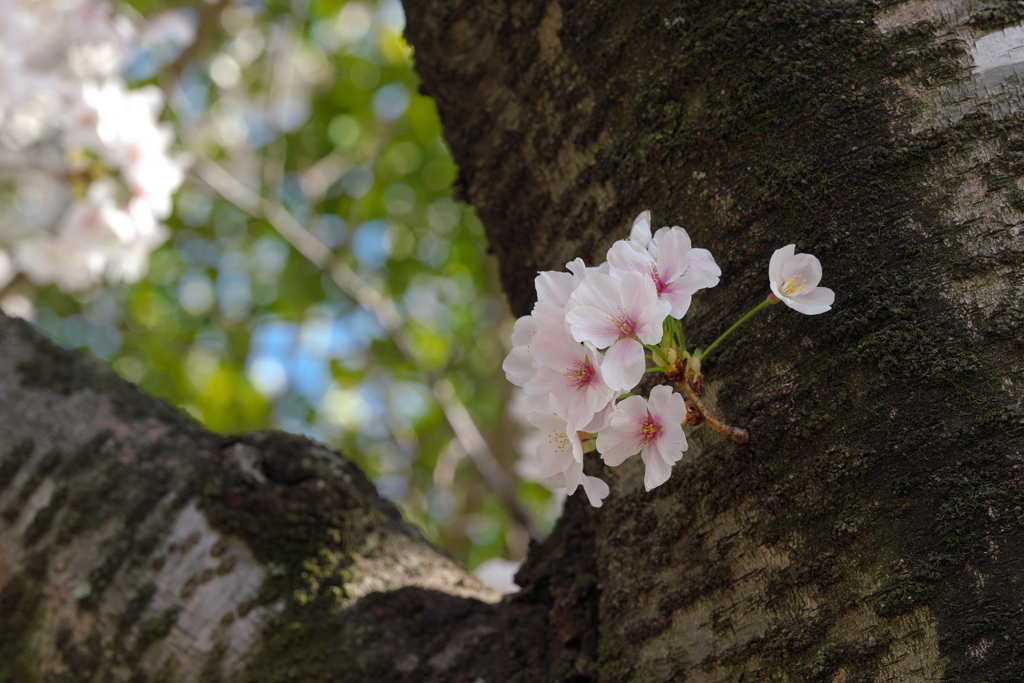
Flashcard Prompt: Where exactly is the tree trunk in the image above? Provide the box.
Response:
[404,0,1024,680]
[3,0,1024,680]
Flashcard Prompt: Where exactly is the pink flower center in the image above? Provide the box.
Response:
[611,308,637,338]
[648,264,669,295]
[639,415,661,445]
[565,359,596,388]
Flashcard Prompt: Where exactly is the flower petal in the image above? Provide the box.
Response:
[641,444,674,491]
[780,253,822,291]
[685,248,721,288]
[503,346,535,387]
[601,337,645,391]
[535,270,579,308]
[654,227,692,283]
[565,304,619,348]
[787,286,834,315]
[607,239,653,278]
[769,244,796,288]
[596,427,640,466]
[659,283,694,319]
[647,385,688,425]
[630,210,652,247]
[581,475,610,507]
[610,394,649,425]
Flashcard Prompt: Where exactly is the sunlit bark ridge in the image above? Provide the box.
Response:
[0,314,555,680]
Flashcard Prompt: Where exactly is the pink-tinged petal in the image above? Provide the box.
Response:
[526,412,577,476]
[532,398,584,457]
[607,239,653,278]
[523,366,569,403]
[566,387,597,429]
[602,337,646,391]
[619,272,659,322]
[566,258,588,280]
[780,253,823,291]
[503,346,536,387]
[533,302,567,333]
[542,470,567,489]
[769,244,796,287]
[630,210,652,247]
[654,227,692,282]
[770,279,786,301]
[787,286,834,315]
[510,314,537,347]
[596,426,640,466]
[580,379,615,428]
[566,304,620,348]
[685,248,721,288]
[582,401,615,432]
[569,272,623,311]
[524,385,556,412]
[634,299,670,345]
[610,394,650,427]
[641,445,674,491]
[562,459,583,492]
[533,322,585,368]
[660,284,694,319]
[652,422,687,463]
[535,270,579,308]
[647,385,688,425]
[581,475,610,507]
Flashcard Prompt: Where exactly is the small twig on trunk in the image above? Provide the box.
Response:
[665,349,748,443]
[677,378,748,444]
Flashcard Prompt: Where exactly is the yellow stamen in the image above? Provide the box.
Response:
[782,274,808,296]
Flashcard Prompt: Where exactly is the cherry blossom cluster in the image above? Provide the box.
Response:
[504,211,834,506]
[0,0,191,293]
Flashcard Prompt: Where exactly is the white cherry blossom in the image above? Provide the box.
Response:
[565,271,668,391]
[596,385,688,491]
[0,0,190,294]
[526,326,614,428]
[526,398,585,475]
[768,245,835,315]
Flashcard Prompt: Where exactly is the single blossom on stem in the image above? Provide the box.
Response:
[565,271,668,391]
[596,385,688,491]
[768,244,835,315]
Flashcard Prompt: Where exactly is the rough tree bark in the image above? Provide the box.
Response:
[3,0,1024,680]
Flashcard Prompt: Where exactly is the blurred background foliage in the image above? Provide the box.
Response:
[21,0,556,573]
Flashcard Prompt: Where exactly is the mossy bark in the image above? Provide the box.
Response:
[403,0,1024,680]
[0,315,537,681]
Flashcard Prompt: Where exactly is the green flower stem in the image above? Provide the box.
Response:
[642,342,663,355]
[697,297,775,361]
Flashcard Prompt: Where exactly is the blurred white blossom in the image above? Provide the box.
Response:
[0,0,190,294]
